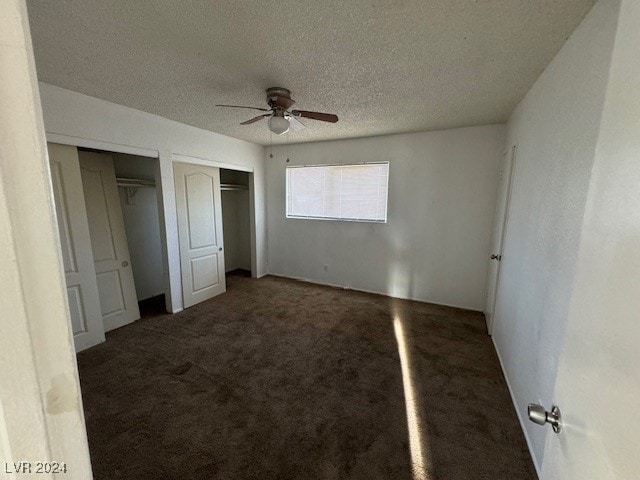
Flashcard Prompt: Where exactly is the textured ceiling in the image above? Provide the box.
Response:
[27,0,595,145]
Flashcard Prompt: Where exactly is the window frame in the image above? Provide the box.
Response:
[285,161,390,223]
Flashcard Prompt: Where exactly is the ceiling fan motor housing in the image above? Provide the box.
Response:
[266,87,292,101]
[267,87,295,110]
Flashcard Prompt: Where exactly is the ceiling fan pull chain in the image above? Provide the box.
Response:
[269,129,273,158]
[286,131,290,163]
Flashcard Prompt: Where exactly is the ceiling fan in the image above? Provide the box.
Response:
[216,87,338,135]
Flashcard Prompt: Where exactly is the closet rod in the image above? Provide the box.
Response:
[116,177,155,188]
[220,183,248,191]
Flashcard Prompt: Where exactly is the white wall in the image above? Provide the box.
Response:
[38,83,267,313]
[542,0,640,477]
[266,125,505,310]
[112,154,165,301]
[491,0,620,473]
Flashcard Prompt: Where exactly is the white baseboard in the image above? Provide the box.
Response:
[266,272,481,313]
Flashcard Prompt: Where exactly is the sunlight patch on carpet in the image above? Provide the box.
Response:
[394,315,430,480]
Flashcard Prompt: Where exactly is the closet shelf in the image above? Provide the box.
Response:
[116,177,155,205]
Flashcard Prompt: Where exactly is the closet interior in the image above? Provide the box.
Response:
[220,168,251,278]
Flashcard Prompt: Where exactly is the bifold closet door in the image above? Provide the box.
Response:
[47,143,105,352]
[173,162,226,308]
[80,151,140,332]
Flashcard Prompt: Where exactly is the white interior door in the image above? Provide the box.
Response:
[48,143,105,352]
[484,145,516,333]
[80,151,140,332]
[174,161,226,308]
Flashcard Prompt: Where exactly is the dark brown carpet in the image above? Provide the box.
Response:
[77,272,536,480]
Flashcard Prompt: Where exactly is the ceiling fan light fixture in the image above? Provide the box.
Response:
[268,116,290,135]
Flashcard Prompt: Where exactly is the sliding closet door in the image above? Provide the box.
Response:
[48,143,105,352]
[174,162,226,308]
[80,151,140,331]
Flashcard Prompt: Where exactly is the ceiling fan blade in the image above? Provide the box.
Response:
[286,114,306,131]
[215,104,270,112]
[240,114,270,125]
[291,110,338,123]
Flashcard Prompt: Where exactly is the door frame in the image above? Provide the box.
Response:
[487,145,517,335]
[0,0,92,473]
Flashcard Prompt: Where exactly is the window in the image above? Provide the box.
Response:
[286,162,389,222]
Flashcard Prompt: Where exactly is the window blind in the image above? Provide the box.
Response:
[286,163,389,222]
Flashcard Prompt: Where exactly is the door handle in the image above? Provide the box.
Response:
[528,404,562,433]
[219,247,222,251]
[490,254,502,261]
[121,261,129,267]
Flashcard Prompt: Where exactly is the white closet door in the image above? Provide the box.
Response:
[79,151,140,332]
[174,162,226,308]
[48,143,105,352]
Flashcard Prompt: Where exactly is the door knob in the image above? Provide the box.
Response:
[490,254,502,261]
[121,261,129,267]
[528,403,562,433]
[219,247,223,251]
